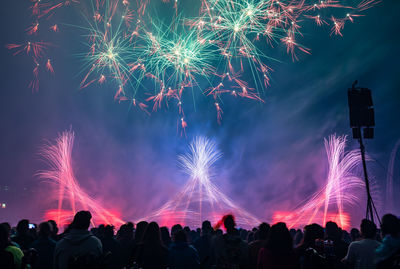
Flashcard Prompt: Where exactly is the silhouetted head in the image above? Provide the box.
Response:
[325,221,340,240]
[0,223,11,236]
[223,215,236,232]
[302,223,324,247]
[126,222,134,230]
[350,228,360,241]
[160,227,171,246]
[202,220,212,235]
[381,214,400,237]
[104,225,114,239]
[17,219,30,235]
[71,211,92,230]
[134,221,148,243]
[38,222,52,237]
[259,222,270,240]
[360,219,377,239]
[142,222,162,245]
[266,222,293,255]
[174,230,188,243]
[0,224,10,249]
[48,220,58,236]
[171,224,183,241]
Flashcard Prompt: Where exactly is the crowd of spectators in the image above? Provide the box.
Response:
[1,212,400,269]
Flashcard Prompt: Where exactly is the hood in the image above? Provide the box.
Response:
[62,229,93,246]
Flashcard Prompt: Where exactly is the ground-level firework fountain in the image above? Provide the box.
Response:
[39,131,371,229]
[39,130,125,227]
[272,135,365,230]
[136,137,261,228]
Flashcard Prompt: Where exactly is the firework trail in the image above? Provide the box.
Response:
[38,130,124,227]
[385,139,400,212]
[137,136,261,228]
[272,135,365,230]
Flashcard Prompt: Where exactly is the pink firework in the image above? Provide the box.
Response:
[272,135,365,230]
[38,130,125,227]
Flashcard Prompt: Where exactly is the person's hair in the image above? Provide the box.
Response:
[223,214,236,231]
[38,222,52,237]
[202,220,212,235]
[71,211,92,230]
[360,219,377,239]
[160,227,171,246]
[259,222,270,240]
[134,221,148,243]
[104,225,114,238]
[0,224,10,249]
[171,224,183,241]
[174,230,187,243]
[381,214,400,237]
[17,219,30,234]
[0,223,11,235]
[350,228,360,241]
[325,221,340,239]
[301,223,324,248]
[47,220,58,235]
[265,222,293,256]
[142,222,162,245]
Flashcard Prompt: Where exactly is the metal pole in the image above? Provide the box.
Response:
[358,133,375,223]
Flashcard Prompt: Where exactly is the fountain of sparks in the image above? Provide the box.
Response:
[38,130,125,227]
[272,135,366,230]
[137,136,261,228]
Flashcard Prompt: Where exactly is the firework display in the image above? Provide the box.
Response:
[6,0,378,124]
[272,135,366,230]
[38,130,125,227]
[138,136,262,228]
[36,131,381,228]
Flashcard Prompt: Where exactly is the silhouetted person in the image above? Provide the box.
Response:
[101,225,124,269]
[134,222,169,269]
[342,219,380,269]
[169,229,200,269]
[129,221,147,266]
[48,220,60,241]
[133,221,148,245]
[258,222,299,269]
[294,223,325,269]
[351,228,361,242]
[11,219,35,250]
[54,211,102,269]
[0,224,15,269]
[1,222,25,269]
[213,214,249,269]
[171,224,183,242]
[375,214,400,267]
[293,229,304,247]
[116,222,135,267]
[193,220,214,269]
[296,223,324,252]
[249,222,270,269]
[325,221,349,268]
[30,221,56,269]
[160,226,172,248]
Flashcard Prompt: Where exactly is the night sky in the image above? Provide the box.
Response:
[0,0,399,227]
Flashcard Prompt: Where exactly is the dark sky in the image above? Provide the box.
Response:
[0,0,399,227]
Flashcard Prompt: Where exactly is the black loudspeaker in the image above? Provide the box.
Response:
[348,88,375,128]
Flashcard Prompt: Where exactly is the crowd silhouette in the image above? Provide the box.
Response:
[1,212,400,269]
